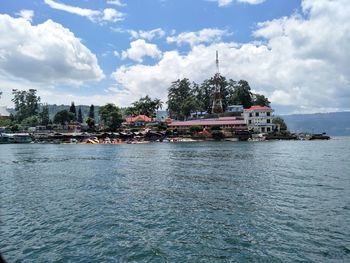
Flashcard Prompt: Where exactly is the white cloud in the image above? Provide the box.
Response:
[102,8,124,22]
[128,28,166,41]
[16,10,34,22]
[208,0,265,7]
[121,39,162,63]
[167,28,229,46]
[0,14,104,86]
[111,0,350,113]
[107,0,126,7]
[237,0,265,4]
[44,0,125,23]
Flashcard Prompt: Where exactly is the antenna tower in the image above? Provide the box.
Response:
[211,50,223,114]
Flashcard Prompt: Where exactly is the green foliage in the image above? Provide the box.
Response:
[69,102,77,121]
[10,124,21,132]
[0,118,12,127]
[228,80,253,109]
[88,104,95,119]
[77,107,83,123]
[53,110,74,125]
[210,126,222,131]
[253,94,270,107]
[211,130,225,140]
[21,116,39,127]
[11,89,40,122]
[273,116,288,131]
[99,103,123,131]
[168,78,197,120]
[190,125,203,133]
[86,117,95,131]
[126,95,162,118]
[39,105,50,126]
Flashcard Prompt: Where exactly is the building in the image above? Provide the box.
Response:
[168,116,247,132]
[227,105,244,113]
[126,115,153,127]
[244,106,274,133]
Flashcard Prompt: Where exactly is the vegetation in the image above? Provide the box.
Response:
[77,107,83,123]
[69,102,77,121]
[167,76,271,120]
[126,95,162,117]
[99,103,123,131]
[273,117,288,131]
[12,89,40,123]
[53,110,74,125]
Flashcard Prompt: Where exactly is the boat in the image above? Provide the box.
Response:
[309,133,330,140]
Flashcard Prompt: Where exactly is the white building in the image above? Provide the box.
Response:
[244,106,275,133]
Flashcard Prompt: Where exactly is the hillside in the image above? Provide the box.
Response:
[282,112,350,136]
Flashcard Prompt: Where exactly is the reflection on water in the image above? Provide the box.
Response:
[1,139,350,262]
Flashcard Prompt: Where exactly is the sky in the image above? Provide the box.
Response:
[0,0,349,114]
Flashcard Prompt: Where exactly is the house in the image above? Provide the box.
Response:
[243,106,275,133]
[227,105,244,113]
[126,115,153,127]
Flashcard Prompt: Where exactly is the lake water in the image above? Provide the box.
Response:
[1,139,350,262]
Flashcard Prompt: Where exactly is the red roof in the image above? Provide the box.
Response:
[126,115,152,123]
[245,106,272,111]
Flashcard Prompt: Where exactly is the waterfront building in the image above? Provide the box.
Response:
[126,115,153,127]
[243,106,275,133]
[169,116,247,132]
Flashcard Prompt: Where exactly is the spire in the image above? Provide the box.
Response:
[211,50,223,114]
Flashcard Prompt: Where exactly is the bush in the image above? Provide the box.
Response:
[190,125,202,133]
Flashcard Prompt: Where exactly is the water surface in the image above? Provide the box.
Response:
[1,139,350,262]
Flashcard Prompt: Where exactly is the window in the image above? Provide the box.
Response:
[267,127,271,132]
[249,113,252,117]
[255,112,259,117]
[267,112,271,116]
[249,120,251,124]
[267,119,271,123]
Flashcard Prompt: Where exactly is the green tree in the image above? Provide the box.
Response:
[99,103,123,131]
[77,107,83,123]
[53,110,74,125]
[12,89,41,122]
[127,95,163,117]
[228,80,253,109]
[168,78,197,120]
[39,104,50,126]
[190,125,202,134]
[69,102,77,121]
[88,104,95,119]
[273,117,288,131]
[253,94,270,107]
[86,117,95,131]
[21,116,39,127]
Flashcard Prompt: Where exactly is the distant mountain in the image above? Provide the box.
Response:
[282,112,350,136]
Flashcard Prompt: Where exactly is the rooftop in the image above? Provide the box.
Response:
[245,106,272,111]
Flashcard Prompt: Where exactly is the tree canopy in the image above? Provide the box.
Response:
[11,89,40,123]
[126,95,162,117]
[99,103,123,131]
[53,110,74,125]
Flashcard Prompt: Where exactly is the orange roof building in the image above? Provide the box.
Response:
[126,115,152,123]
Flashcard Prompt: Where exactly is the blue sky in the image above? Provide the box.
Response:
[0,0,349,114]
